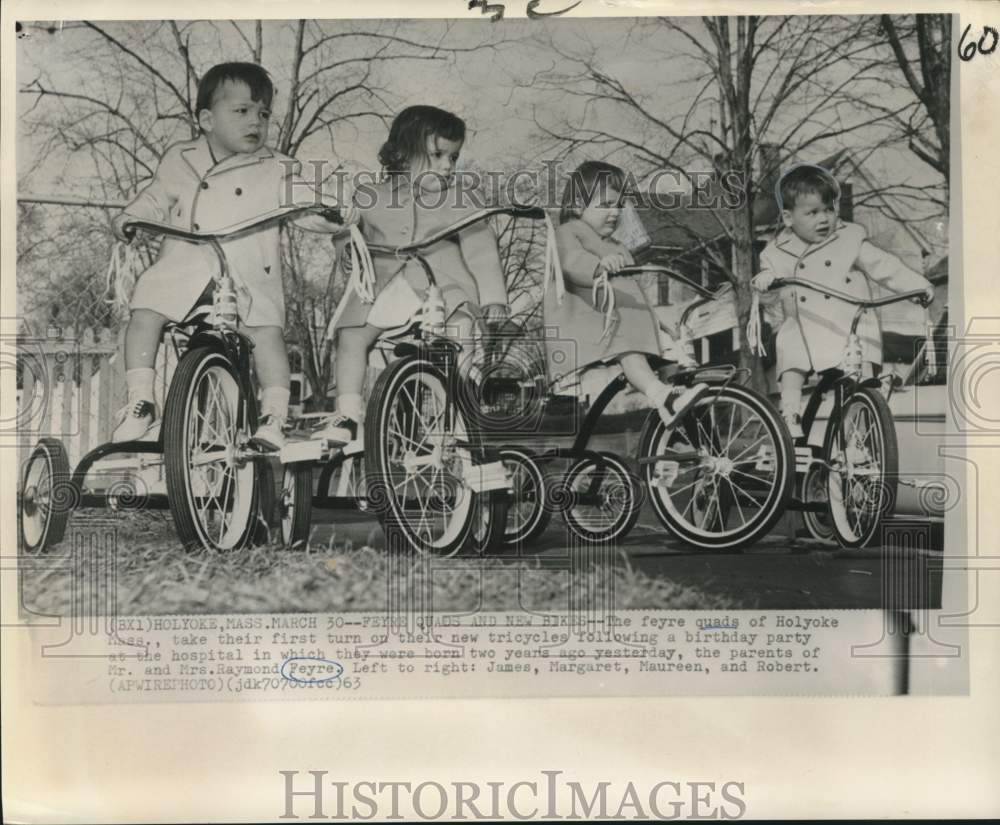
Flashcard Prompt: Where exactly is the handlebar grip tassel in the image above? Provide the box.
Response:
[349,225,376,304]
[104,240,147,313]
[592,269,617,342]
[542,211,566,306]
[324,226,376,342]
[746,291,768,357]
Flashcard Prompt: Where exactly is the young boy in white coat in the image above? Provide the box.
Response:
[752,164,934,439]
[112,62,354,448]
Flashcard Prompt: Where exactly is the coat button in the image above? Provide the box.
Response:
[800,295,807,302]
[798,262,806,269]
[193,222,200,230]
[825,260,831,266]
[824,295,830,300]
[201,181,209,190]
[845,276,852,283]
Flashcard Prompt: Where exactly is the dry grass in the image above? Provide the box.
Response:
[18,510,740,616]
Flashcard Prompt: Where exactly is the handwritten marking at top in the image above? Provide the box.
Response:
[467,0,584,21]
[526,0,583,18]
[469,0,505,21]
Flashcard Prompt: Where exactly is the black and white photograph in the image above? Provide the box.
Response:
[4,0,1000,821]
[13,11,955,616]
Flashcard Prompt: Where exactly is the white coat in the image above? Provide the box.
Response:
[758,221,932,375]
[124,135,347,326]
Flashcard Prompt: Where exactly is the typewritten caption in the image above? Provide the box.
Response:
[27,610,911,701]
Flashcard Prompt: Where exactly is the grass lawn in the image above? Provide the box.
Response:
[18,510,740,616]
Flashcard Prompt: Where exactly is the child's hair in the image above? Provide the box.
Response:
[559,161,626,224]
[195,62,274,117]
[777,164,840,211]
[377,105,466,175]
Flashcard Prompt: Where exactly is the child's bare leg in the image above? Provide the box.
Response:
[779,369,806,438]
[779,370,805,417]
[124,308,169,371]
[243,325,290,419]
[240,325,291,450]
[113,308,168,441]
[619,353,661,396]
[620,353,708,428]
[123,308,168,399]
[335,324,383,421]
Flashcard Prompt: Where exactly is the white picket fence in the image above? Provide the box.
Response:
[17,325,177,473]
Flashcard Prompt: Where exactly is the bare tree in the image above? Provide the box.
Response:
[18,19,503,406]
[879,15,951,185]
[530,15,929,388]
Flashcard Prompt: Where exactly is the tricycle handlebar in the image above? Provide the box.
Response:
[121,204,341,243]
[769,277,931,308]
[365,204,547,257]
[614,265,731,302]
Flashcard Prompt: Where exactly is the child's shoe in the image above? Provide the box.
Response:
[314,412,360,445]
[658,383,710,428]
[251,415,287,451]
[783,410,804,441]
[112,399,157,442]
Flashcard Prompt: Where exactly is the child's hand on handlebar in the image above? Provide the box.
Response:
[322,203,359,227]
[921,285,935,307]
[598,251,633,275]
[751,271,777,292]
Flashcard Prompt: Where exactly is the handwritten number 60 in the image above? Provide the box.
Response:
[959,23,999,62]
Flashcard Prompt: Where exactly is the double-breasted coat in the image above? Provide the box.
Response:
[331,178,508,332]
[543,218,662,381]
[124,135,346,327]
[757,221,932,376]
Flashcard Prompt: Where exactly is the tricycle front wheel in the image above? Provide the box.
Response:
[639,383,794,550]
[823,387,898,548]
[163,347,260,552]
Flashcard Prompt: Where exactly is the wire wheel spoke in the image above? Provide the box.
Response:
[185,362,253,548]
[824,392,897,548]
[380,367,473,551]
[645,386,790,546]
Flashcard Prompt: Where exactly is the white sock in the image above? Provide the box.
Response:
[338,393,364,421]
[260,386,290,420]
[125,368,156,403]
[644,381,672,408]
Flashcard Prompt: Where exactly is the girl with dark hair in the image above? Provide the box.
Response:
[320,105,510,443]
[545,161,707,426]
